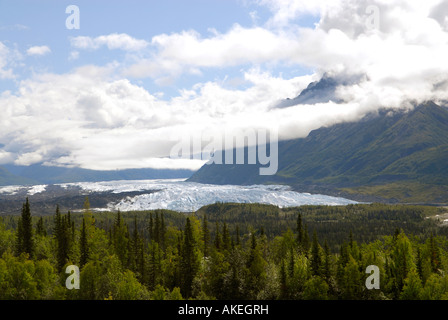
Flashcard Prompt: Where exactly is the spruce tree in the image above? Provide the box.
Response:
[323,239,331,282]
[399,268,422,300]
[181,218,198,298]
[130,216,145,278]
[36,216,46,237]
[148,212,154,242]
[288,247,295,279]
[154,212,160,244]
[303,224,310,256]
[160,213,166,250]
[235,225,240,247]
[222,222,231,251]
[16,198,33,257]
[148,241,158,290]
[79,217,89,268]
[297,213,304,249]
[311,230,322,276]
[214,222,221,250]
[280,259,287,299]
[245,231,267,298]
[83,196,95,235]
[202,214,210,258]
[416,246,423,280]
[54,206,70,271]
[113,210,129,267]
[139,236,147,285]
[248,232,257,265]
[15,217,23,256]
[428,233,441,273]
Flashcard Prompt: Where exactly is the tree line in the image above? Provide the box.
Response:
[0,198,448,300]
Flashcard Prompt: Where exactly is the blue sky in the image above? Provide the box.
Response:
[0,0,316,97]
[1,0,447,172]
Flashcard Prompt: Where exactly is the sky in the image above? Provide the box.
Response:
[1,0,448,171]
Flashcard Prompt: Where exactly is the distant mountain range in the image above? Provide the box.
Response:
[0,163,194,186]
[189,100,448,204]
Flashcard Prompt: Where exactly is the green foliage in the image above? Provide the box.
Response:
[16,198,34,257]
[400,268,422,300]
[2,199,448,300]
[180,217,200,298]
[79,218,89,268]
[303,276,329,300]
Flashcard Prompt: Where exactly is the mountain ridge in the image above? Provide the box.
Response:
[0,163,194,186]
[188,101,448,203]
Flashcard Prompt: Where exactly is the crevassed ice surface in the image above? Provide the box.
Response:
[0,185,23,195]
[1,179,359,212]
[60,179,358,212]
[0,184,47,195]
[28,185,47,195]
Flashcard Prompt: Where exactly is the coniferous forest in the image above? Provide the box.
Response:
[1,197,448,300]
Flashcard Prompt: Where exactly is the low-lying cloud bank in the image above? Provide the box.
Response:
[1,0,448,171]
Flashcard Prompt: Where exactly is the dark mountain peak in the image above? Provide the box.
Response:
[276,73,364,108]
[414,100,448,119]
[303,76,338,91]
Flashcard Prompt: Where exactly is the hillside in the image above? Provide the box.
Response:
[0,166,35,186]
[189,101,448,203]
[0,164,194,186]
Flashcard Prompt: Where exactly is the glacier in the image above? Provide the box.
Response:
[61,179,358,212]
[0,179,359,212]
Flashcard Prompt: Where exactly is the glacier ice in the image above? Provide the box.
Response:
[64,179,359,212]
[0,179,359,212]
[0,184,47,195]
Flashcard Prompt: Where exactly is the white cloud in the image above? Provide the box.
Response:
[0,42,16,79]
[3,0,448,171]
[68,51,79,61]
[120,0,448,113]
[256,0,341,27]
[15,151,44,166]
[70,33,149,51]
[0,67,316,170]
[0,24,28,31]
[247,0,448,111]
[0,150,14,165]
[26,45,51,56]
[123,24,303,82]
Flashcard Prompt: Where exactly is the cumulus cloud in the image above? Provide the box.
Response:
[70,33,149,51]
[123,25,303,82]
[121,0,448,112]
[0,150,14,165]
[26,45,51,56]
[0,66,315,170]
[2,0,448,171]
[252,0,448,111]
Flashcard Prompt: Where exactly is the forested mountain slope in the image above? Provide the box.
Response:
[189,102,448,203]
